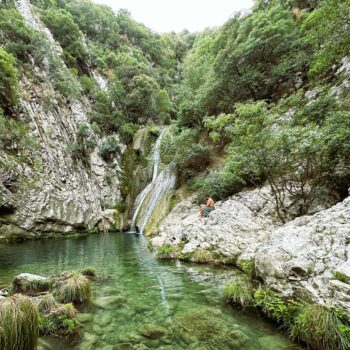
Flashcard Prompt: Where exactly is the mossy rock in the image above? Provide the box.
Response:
[39,303,78,338]
[172,307,248,350]
[138,323,168,339]
[12,273,52,294]
[77,312,93,323]
[155,244,179,260]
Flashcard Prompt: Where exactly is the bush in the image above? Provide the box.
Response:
[67,124,96,167]
[0,49,18,107]
[41,8,89,71]
[98,136,121,162]
[0,8,45,64]
[160,128,212,186]
[0,294,39,350]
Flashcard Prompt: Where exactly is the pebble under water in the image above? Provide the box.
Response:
[0,233,303,350]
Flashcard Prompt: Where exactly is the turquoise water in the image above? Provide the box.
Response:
[0,233,302,350]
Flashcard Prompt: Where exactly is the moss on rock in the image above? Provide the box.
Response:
[155,244,179,260]
[172,307,248,350]
[138,324,168,339]
[39,303,79,338]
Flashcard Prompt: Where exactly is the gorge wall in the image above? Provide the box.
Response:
[0,0,121,241]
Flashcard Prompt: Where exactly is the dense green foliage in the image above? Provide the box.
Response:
[1,0,350,221]
[170,0,350,216]
[0,49,19,107]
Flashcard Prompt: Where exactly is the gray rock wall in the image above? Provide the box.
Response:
[0,1,121,240]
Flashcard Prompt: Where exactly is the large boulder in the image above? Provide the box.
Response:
[152,187,276,262]
[255,196,350,312]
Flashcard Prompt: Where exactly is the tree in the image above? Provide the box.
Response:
[0,49,18,108]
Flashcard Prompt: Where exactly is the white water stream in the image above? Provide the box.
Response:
[131,129,175,233]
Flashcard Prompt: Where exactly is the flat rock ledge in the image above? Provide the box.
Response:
[152,187,350,313]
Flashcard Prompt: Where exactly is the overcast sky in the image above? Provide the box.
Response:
[92,0,254,33]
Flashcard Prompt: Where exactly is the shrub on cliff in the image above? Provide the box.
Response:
[0,49,18,108]
[98,136,121,162]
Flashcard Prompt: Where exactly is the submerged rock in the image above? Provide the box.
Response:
[172,307,248,350]
[77,312,93,323]
[138,324,168,339]
[93,295,127,309]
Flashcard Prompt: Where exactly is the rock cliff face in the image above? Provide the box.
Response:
[152,187,350,314]
[0,0,120,241]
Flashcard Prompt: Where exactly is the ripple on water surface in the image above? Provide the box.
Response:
[0,233,303,350]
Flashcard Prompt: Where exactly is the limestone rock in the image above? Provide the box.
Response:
[0,0,121,241]
[256,196,350,311]
[155,186,350,315]
[152,186,276,261]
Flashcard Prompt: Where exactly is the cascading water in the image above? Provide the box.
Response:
[131,129,175,234]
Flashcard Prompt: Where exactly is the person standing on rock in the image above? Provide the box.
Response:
[200,195,215,218]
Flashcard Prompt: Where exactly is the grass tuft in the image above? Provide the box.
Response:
[38,293,57,314]
[155,244,179,260]
[333,271,350,284]
[223,280,255,308]
[290,304,350,350]
[190,249,214,263]
[81,267,96,278]
[0,294,39,350]
[54,274,91,304]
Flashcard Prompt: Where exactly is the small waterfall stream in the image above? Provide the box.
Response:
[131,129,175,233]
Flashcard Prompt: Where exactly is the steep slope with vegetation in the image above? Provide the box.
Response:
[151,1,350,349]
[0,0,192,239]
[163,0,350,223]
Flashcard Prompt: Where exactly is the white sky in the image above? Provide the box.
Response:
[92,0,254,33]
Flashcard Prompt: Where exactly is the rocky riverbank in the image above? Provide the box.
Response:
[151,186,350,314]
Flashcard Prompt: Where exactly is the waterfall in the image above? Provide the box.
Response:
[131,129,175,234]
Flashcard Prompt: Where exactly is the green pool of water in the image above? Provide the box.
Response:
[0,233,302,350]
